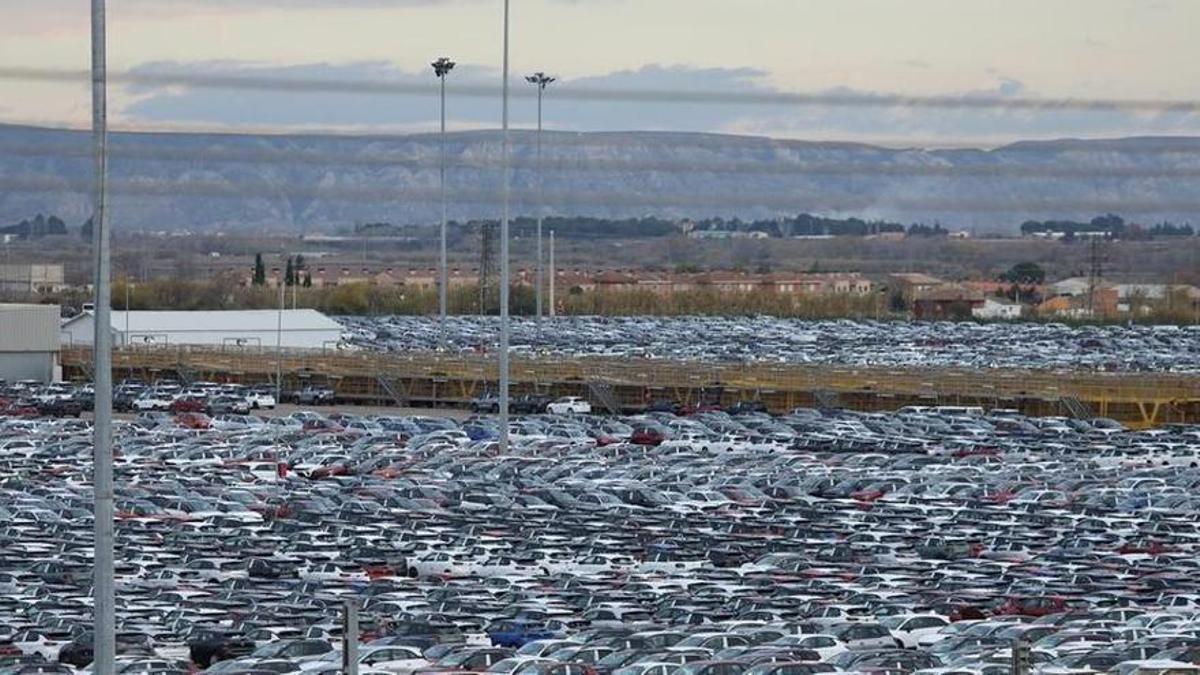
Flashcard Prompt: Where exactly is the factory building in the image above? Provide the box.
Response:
[61,309,343,350]
[0,304,61,382]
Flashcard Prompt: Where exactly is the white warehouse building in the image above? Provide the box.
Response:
[61,309,343,349]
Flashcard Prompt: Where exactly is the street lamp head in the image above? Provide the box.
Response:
[432,57,456,77]
[526,72,555,89]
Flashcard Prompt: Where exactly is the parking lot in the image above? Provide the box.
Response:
[2,400,1200,674]
[337,317,1200,373]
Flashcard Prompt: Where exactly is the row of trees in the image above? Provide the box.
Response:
[251,253,312,287]
[98,277,886,318]
[1019,215,1196,240]
[2,214,68,239]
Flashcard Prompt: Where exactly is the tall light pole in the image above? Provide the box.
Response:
[498,0,511,454]
[432,56,456,351]
[525,72,555,329]
[90,0,115,673]
[276,270,284,403]
[548,229,556,318]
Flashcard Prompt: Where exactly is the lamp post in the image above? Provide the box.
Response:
[432,57,456,351]
[548,229,556,318]
[525,72,554,329]
[498,0,511,454]
[89,0,115,673]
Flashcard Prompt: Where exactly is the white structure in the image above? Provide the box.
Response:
[0,304,61,381]
[972,297,1022,320]
[61,309,342,349]
[0,264,66,295]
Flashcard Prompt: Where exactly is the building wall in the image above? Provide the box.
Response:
[0,352,56,382]
[62,313,341,349]
[0,265,66,294]
[0,304,61,351]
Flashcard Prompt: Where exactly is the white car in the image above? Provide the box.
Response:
[246,390,277,409]
[546,397,592,415]
[301,645,427,673]
[771,635,847,661]
[883,614,951,648]
[133,393,173,411]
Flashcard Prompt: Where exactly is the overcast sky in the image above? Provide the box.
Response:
[2,0,1199,145]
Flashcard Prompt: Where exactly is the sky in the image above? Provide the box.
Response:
[2,0,1200,145]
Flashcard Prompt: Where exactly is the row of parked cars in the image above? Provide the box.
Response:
[2,405,1200,675]
[336,316,1200,373]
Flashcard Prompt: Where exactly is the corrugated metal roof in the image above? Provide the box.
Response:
[67,309,342,334]
[0,304,60,351]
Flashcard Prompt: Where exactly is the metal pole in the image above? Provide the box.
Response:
[439,68,449,350]
[90,0,115,672]
[535,83,543,326]
[498,0,511,454]
[275,278,283,402]
[549,229,556,318]
[343,599,360,675]
[124,280,130,347]
[292,261,297,310]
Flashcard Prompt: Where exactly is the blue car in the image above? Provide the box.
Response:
[486,620,565,648]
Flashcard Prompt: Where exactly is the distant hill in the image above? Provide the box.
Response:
[2,123,1198,232]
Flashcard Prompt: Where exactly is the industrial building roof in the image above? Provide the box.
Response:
[64,309,343,334]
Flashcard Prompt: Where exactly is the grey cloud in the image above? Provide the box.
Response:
[119,60,1200,141]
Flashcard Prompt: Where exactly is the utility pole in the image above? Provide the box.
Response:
[275,276,284,402]
[1011,640,1030,675]
[432,57,456,350]
[499,0,511,454]
[525,72,555,329]
[90,0,116,673]
[124,279,130,347]
[479,223,496,314]
[549,229,556,318]
[343,599,360,675]
[292,260,297,310]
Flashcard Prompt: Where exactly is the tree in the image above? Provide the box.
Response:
[294,254,306,271]
[303,272,313,288]
[1001,261,1046,285]
[252,253,266,286]
[284,257,294,287]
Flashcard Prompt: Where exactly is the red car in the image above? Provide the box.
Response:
[175,412,212,430]
[2,400,39,417]
[630,426,667,446]
[169,397,206,413]
[994,596,1068,617]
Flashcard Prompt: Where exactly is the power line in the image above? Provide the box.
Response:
[6,172,1200,215]
[6,140,1200,180]
[5,65,1200,113]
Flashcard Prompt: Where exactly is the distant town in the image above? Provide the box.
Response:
[2,211,1198,324]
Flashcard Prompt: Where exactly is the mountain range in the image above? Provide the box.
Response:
[2,123,1198,232]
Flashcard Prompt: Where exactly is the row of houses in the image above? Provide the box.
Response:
[900,273,1200,321]
[238,266,877,297]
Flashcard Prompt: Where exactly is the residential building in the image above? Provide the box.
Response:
[912,285,986,320]
[972,297,1023,320]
